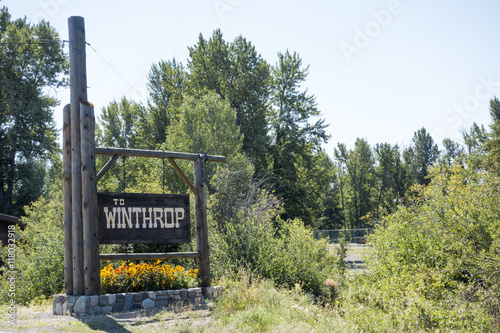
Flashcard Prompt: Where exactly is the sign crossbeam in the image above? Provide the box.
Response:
[96,147,225,162]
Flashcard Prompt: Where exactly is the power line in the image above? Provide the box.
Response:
[85,42,145,99]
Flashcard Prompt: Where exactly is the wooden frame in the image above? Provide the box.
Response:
[63,16,224,295]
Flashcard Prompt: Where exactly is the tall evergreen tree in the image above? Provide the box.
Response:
[405,127,439,185]
[269,50,328,226]
[485,96,500,173]
[334,139,376,228]
[0,7,67,215]
[188,30,271,176]
[142,59,188,149]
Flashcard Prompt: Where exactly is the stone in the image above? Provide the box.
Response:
[148,291,156,300]
[173,295,182,301]
[167,290,174,297]
[180,289,187,300]
[62,300,69,313]
[89,307,102,315]
[133,293,142,302]
[68,296,77,307]
[187,290,195,299]
[54,302,63,315]
[108,294,116,305]
[192,288,202,295]
[125,293,133,303]
[173,290,180,295]
[156,295,168,301]
[112,303,124,312]
[102,305,113,314]
[90,295,99,307]
[157,300,168,308]
[74,296,90,315]
[99,295,108,306]
[202,287,217,299]
[123,301,133,311]
[142,298,155,309]
[157,290,166,296]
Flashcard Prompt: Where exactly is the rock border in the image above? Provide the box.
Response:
[53,286,223,316]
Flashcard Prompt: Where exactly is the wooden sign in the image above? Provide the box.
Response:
[98,193,190,244]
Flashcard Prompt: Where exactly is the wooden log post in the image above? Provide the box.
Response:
[194,154,211,287]
[69,16,88,295]
[63,104,73,295]
[81,102,100,295]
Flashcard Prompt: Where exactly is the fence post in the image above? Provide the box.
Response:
[69,16,88,295]
[194,154,211,287]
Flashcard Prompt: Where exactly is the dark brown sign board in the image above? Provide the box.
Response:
[98,193,190,244]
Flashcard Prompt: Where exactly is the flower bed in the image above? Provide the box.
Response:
[100,261,199,294]
[53,260,223,316]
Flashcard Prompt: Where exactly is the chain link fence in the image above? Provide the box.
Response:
[313,228,374,244]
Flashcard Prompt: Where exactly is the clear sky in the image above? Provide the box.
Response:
[3,0,500,156]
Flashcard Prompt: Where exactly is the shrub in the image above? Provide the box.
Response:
[209,185,338,297]
[340,164,500,331]
[0,194,64,305]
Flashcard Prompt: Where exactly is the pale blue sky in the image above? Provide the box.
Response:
[4,0,500,156]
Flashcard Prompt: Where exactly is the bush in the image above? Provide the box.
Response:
[0,194,64,305]
[340,164,500,331]
[209,184,338,297]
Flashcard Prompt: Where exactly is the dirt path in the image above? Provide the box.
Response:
[0,305,214,333]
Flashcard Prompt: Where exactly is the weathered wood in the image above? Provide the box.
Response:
[99,252,200,261]
[95,147,225,163]
[81,102,100,295]
[69,16,87,295]
[62,104,73,295]
[194,155,211,287]
[96,154,120,182]
[98,193,190,244]
[167,157,197,195]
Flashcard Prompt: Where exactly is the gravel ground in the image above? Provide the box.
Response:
[0,304,214,333]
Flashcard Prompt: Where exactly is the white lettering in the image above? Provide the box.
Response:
[371,8,392,27]
[164,208,175,228]
[103,207,117,229]
[478,75,500,94]
[122,207,133,228]
[153,208,163,228]
[133,207,141,228]
[142,207,153,228]
[339,42,360,64]
[175,208,185,228]
[213,1,233,20]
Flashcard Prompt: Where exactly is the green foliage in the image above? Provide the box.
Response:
[340,164,500,331]
[211,272,356,333]
[269,50,329,226]
[335,139,376,228]
[405,127,440,185]
[485,96,500,173]
[210,183,337,297]
[0,7,67,216]
[188,30,271,176]
[0,194,64,305]
[143,58,187,148]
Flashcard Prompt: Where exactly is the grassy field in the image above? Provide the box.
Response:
[0,275,357,333]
